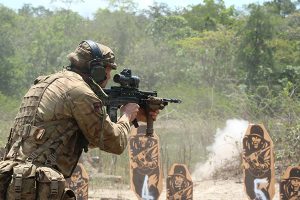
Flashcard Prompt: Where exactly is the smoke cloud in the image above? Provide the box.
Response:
[192,119,249,180]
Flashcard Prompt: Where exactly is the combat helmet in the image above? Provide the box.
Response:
[289,167,300,180]
[250,125,264,138]
[174,165,186,177]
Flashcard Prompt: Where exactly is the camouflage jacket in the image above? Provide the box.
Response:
[4,70,130,177]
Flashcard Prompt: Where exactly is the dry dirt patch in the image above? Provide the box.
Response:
[89,178,280,200]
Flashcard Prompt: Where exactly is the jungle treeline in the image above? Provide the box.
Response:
[0,0,299,180]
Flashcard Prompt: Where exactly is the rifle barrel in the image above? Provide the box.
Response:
[162,98,182,103]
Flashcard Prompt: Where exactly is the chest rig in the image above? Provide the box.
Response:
[3,73,78,165]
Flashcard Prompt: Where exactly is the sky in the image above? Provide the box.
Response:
[0,0,267,18]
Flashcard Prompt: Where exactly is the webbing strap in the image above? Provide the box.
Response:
[31,75,63,125]
[14,165,30,200]
[45,153,57,166]
[27,121,77,165]
[14,173,22,200]
[84,77,107,149]
[50,177,58,196]
[26,132,60,163]
[7,74,64,161]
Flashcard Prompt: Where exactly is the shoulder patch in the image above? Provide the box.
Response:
[93,102,102,113]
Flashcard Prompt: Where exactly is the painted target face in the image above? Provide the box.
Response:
[242,124,275,200]
[167,163,193,200]
[65,162,89,200]
[280,166,300,200]
[129,124,163,200]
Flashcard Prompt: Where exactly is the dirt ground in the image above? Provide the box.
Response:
[88,178,280,200]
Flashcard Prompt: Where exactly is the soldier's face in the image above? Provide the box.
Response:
[291,178,300,191]
[139,137,147,147]
[251,136,261,149]
[71,171,81,182]
[99,67,112,88]
[175,175,184,187]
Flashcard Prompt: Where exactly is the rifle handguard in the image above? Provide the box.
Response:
[102,69,182,137]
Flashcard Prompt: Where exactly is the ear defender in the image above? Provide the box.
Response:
[90,63,106,83]
[82,40,107,83]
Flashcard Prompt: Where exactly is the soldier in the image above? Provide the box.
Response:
[65,162,89,200]
[131,135,159,170]
[281,167,300,200]
[0,40,158,199]
[243,125,272,200]
[167,165,193,200]
[130,133,160,199]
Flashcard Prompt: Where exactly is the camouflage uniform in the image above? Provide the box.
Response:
[0,41,130,199]
[5,69,130,173]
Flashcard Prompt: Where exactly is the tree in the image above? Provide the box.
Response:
[146,15,197,43]
[272,12,300,66]
[264,0,296,17]
[105,0,138,13]
[182,0,236,31]
[237,4,275,90]
[92,8,148,64]
[176,28,238,88]
[8,5,86,94]
[0,6,17,95]
[144,2,171,19]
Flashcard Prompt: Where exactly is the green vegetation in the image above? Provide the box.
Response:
[0,0,299,179]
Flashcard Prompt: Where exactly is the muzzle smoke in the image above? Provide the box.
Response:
[192,119,248,180]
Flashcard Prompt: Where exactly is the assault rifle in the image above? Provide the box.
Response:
[103,69,181,136]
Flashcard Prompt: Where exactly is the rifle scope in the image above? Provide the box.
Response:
[113,69,140,88]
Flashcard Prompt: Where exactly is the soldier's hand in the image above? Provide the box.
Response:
[120,103,140,122]
[249,153,257,162]
[243,162,250,169]
[136,108,160,122]
[131,161,138,169]
[148,175,158,187]
[173,193,181,200]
